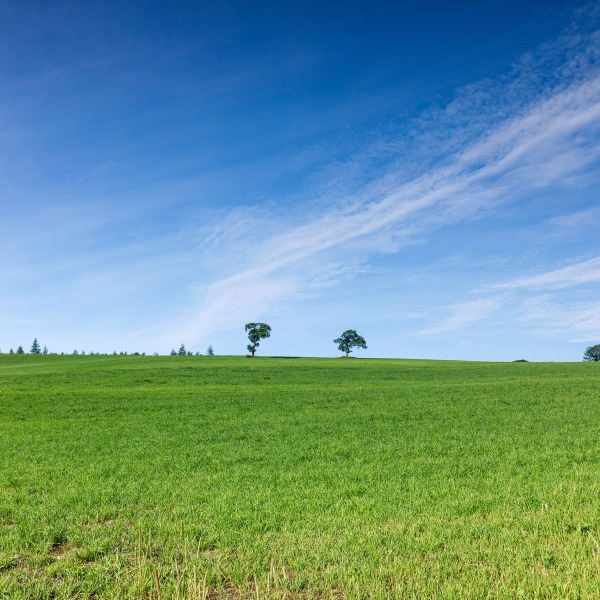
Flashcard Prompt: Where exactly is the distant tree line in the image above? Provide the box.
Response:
[1,339,49,355]
[5,331,596,361]
[1,326,368,358]
[168,343,216,356]
[0,338,216,357]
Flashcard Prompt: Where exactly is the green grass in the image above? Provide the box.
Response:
[0,355,598,598]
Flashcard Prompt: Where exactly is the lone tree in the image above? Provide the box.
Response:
[245,322,271,357]
[30,338,41,354]
[334,329,367,357]
[583,344,600,362]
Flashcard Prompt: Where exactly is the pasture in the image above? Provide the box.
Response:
[0,355,598,598]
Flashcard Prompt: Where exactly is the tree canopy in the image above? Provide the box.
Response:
[583,344,600,362]
[334,330,367,357]
[245,322,271,357]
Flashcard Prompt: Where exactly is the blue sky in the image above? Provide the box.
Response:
[1,0,600,360]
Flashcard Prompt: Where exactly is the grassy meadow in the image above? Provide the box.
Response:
[0,354,598,598]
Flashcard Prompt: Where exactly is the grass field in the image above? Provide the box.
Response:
[0,354,598,598]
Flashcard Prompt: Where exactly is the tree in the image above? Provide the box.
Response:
[16,345,24,354]
[207,345,214,356]
[583,344,600,362]
[30,338,41,354]
[334,329,367,357]
[42,346,48,355]
[245,322,271,357]
[178,343,187,356]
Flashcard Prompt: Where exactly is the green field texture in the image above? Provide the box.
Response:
[0,355,598,598]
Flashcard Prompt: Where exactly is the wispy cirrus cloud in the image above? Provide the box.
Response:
[489,257,600,291]
[545,207,600,230]
[415,298,503,335]
[420,256,600,342]
[162,24,600,346]
[520,296,600,342]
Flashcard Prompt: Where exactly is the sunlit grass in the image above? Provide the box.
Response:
[0,355,598,598]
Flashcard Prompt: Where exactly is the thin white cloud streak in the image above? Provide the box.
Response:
[247,73,600,272]
[165,38,600,346]
[520,296,600,343]
[421,257,600,340]
[456,78,600,178]
[490,257,600,291]
[546,207,600,229]
[415,299,503,335]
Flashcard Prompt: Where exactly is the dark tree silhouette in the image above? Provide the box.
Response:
[245,323,271,357]
[334,330,367,357]
[583,344,600,362]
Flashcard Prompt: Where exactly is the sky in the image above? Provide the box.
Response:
[1,0,600,360]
